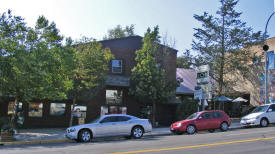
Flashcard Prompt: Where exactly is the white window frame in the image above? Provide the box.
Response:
[112,60,122,73]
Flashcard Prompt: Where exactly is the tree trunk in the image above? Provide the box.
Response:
[152,101,157,127]
[69,97,77,127]
[219,5,225,96]
[10,98,19,130]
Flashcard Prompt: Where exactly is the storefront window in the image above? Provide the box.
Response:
[71,105,87,118]
[28,103,43,117]
[106,90,123,104]
[50,103,66,116]
[8,101,23,115]
[101,106,127,115]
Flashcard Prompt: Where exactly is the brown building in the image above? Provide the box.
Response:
[226,38,275,107]
[0,36,178,128]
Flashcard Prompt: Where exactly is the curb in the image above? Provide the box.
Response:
[0,139,73,146]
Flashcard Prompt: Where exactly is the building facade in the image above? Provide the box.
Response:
[0,36,178,128]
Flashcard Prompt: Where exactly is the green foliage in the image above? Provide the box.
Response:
[66,38,113,126]
[177,50,194,69]
[0,116,13,133]
[130,26,177,126]
[103,24,135,40]
[66,39,114,101]
[0,116,10,129]
[191,0,264,95]
[130,26,176,103]
[176,98,198,121]
[0,11,68,102]
[0,10,114,127]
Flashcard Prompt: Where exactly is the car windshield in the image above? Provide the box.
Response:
[91,117,101,123]
[251,106,269,113]
[186,112,200,120]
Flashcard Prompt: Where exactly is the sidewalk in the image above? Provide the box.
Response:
[0,122,242,146]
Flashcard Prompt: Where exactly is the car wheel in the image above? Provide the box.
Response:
[208,129,215,133]
[78,129,92,142]
[186,125,196,134]
[131,126,144,139]
[260,118,269,127]
[220,122,229,132]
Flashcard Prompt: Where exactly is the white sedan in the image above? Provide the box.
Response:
[65,114,152,142]
[240,104,275,127]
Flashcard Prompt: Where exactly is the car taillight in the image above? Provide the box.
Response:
[148,120,151,125]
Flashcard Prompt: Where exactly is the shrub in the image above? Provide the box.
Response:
[0,117,9,129]
[0,116,14,134]
[176,97,199,121]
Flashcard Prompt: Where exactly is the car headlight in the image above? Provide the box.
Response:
[255,116,260,119]
[68,128,76,133]
[176,123,182,127]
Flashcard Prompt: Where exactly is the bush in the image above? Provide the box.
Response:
[176,97,199,121]
[0,116,14,134]
[0,117,10,129]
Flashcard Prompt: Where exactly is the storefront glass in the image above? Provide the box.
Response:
[28,103,43,117]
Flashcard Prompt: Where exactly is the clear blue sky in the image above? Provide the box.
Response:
[0,0,274,56]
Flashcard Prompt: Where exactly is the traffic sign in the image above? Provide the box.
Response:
[194,86,202,99]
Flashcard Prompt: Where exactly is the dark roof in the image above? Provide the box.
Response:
[99,36,178,53]
[176,68,197,94]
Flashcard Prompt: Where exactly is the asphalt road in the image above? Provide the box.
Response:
[1,126,275,154]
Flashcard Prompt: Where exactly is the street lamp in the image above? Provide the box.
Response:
[263,11,275,104]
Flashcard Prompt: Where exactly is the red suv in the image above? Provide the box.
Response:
[170,110,231,135]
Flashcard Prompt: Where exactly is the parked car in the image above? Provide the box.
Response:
[65,114,152,142]
[240,104,275,127]
[170,110,231,135]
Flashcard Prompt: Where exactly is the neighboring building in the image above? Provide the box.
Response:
[228,38,275,106]
[176,68,197,99]
[0,36,178,128]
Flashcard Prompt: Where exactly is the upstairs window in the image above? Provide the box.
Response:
[112,60,122,73]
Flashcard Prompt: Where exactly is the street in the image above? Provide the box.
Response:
[1,126,275,154]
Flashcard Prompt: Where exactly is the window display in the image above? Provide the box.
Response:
[50,103,66,116]
[28,103,43,117]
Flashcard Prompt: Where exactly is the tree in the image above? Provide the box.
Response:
[130,26,177,126]
[177,50,194,69]
[66,37,113,126]
[103,24,135,40]
[0,11,70,128]
[191,0,263,96]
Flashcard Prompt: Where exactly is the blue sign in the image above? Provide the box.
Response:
[267,51,275,70]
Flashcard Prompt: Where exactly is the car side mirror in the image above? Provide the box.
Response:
[198,116,203,120]
[268,109,272,112]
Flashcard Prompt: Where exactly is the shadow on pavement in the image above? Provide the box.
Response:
[0,135,168,149]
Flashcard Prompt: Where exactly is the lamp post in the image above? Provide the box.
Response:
[263,11,275,104]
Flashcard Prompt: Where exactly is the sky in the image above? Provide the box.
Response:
[0,0,275,56]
